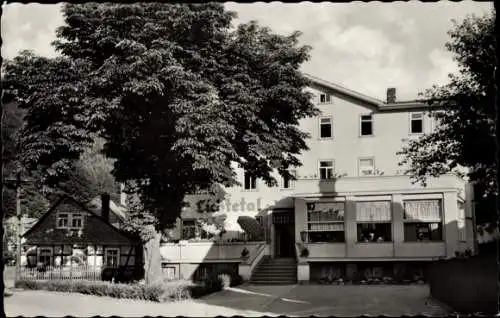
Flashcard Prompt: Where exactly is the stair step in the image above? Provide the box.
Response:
[254,269,296,273]
[252,274,297,278]
[250,281,297,285]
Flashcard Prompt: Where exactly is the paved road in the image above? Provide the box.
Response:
[5,284,452,317]
[202,284,453,316]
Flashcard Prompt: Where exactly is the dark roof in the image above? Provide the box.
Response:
[22,194,136,242]
[304,73,437,111]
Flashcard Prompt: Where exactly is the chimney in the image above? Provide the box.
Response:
[120,183,127,207]
[101,193,110,222]
[387,87,396,104]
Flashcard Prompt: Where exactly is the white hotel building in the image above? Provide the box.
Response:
[159,74,476,284]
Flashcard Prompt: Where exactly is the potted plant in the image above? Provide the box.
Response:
[241,247,249,259]
[300,246,309,258]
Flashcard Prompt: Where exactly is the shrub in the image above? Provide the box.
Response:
[217,273,243,288]
[229,274,244,287]
[14,279,200,302]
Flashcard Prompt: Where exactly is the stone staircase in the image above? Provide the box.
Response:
[250,257,297,285]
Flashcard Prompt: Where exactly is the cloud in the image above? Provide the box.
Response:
[1,2,493,100]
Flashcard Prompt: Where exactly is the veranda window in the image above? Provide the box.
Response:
[403,200,443,241]
[356,201,392,242]
[307,202,345,243]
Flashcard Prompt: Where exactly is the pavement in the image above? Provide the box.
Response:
[4,283,452,317]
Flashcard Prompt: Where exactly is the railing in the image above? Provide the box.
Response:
[17,265,114,281]
[293,174,465,195]
[160,241,266,263]
[238,243,269,281]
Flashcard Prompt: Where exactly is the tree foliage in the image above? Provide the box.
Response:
[3,3,317,282]
[398,12,496,207]
[3,3,317,230]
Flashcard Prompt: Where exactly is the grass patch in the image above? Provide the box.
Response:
[14,276,225,302]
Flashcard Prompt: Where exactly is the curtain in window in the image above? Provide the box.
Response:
[356,201,391,222]
[404,200,441,221]
[307,202,345,221]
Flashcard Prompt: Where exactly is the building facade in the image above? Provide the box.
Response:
[160,74,476,283]
[22,194,140,271]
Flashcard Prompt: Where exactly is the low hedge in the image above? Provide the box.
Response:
[14,276,224,302]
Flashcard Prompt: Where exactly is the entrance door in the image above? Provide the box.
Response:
[273,210,295,258]
[275,224,295,258]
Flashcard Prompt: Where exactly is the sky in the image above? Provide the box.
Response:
[1,2,493,101]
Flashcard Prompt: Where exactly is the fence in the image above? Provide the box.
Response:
[18,265,114,281]
[427,254,498,314]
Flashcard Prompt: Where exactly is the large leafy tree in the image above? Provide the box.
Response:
[3,3,317,282]
[398,11,497,223]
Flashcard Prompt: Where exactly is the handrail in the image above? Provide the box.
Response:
[247,243,267,265]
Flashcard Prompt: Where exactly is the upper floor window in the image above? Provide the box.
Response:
[56,213,69,228]
[282,169,297,189]
[319,93,331,104]
[56,213,83,229]
[410,112,424,134]
[360,115,373,136]
[358,158,375,176]
[319,161,334,180]
[71,214,84,228]
[244,172,257,190]
[319,117,333,138]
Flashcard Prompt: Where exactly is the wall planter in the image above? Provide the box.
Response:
[241,247,249,259]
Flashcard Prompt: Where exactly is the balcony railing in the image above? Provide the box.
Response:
[293,174,465,196]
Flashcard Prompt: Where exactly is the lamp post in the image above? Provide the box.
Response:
[4,172,30,282]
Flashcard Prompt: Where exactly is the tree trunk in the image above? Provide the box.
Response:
[142,231,162,284]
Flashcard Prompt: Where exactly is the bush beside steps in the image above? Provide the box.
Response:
[14,276,230,303]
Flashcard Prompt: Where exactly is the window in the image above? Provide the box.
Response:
[71,214,84,228]
[182,220,197,240]
[162,265,176,280]
[56,213,69,228]
[358,158,375,176]
[319,93,331,104]
[56,213,84,229]
[306,202,345,243]
[319,117,333,138]
[244,172,257,190]
[181,219,211,240]
[319,161,334,180]
[403,200,443,241]
[282,169,297,189]
[38,247,53,266]
[410,112,424,134]
[105,248,120,267]
[360,115,373,136]
[356,201,392,242]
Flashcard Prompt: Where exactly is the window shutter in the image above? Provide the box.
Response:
[356,201,391,221]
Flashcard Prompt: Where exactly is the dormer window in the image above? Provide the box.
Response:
[319,93,331,104]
